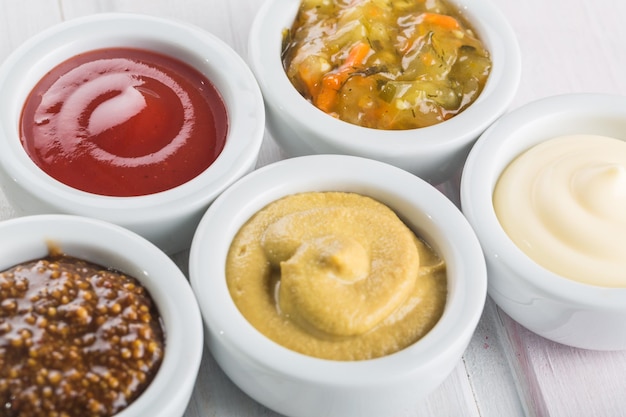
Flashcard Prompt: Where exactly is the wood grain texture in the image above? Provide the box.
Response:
[491,0,626,110]
[486,1,626,416]
[2,0,626,416]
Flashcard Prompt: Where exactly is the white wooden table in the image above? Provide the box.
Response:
[2,1,626,416]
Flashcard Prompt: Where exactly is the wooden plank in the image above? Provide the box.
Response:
[418,363,482,417]
[500,312,626,417]
[7,0,626,416]
[0,2,516,416]
[463,299,526,416]
[59,0,259,53]
[183,348,485,417]
[0,0,63,221]
[0,1,62,62]
[184,349,284,417]
[490,0,626,110]
[485,0,626,416]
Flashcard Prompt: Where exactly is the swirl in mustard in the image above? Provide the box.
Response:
[226,192,447,360]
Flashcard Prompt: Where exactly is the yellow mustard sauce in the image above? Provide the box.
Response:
[226,192,447,360]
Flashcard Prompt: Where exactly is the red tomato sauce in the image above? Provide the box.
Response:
[20,47,228,196]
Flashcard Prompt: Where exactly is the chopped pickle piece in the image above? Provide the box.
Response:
[283,0,492,130]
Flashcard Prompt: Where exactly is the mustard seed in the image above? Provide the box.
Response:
[0,255,165,417]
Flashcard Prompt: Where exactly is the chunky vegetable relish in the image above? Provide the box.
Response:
[282,0,492,130]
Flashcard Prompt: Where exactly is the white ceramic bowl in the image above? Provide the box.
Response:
[248,0,520,186]
[189,154,486,417]
[0,13,265,254]
[461,93,626,351]
[0,214,203,416]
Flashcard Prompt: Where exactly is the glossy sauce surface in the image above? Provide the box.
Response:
[20,48,228,196]
[0,254,165,416]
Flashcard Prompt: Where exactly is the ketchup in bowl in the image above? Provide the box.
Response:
[20,47,228,197]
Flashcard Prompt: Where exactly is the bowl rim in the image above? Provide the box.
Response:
[0,12,265,224]
[0,214,204,416]
[189,154,487,385]
[460,92,626,308]
[248,0,521,158]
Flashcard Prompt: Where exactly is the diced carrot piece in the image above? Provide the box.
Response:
[312,43,371,112]
[418,12,461,30]
[342,42,370,70]
[315,77,340,112]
